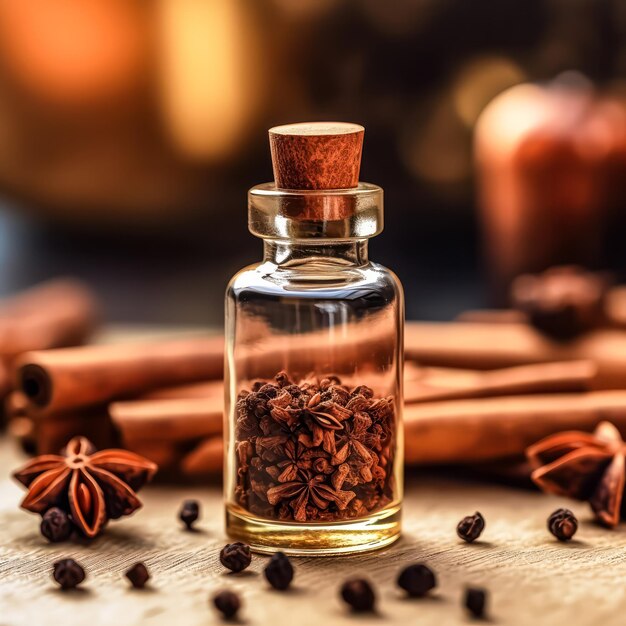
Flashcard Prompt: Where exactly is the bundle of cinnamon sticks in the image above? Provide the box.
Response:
[9,274,626,483]
[0,278,98,428]
[7,337,225,480]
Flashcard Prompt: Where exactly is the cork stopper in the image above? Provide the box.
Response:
[268,122,364,221]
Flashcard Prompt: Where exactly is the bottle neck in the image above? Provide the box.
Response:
[262,239,369,267]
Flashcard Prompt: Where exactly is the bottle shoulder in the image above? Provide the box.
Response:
[226,260,402,300]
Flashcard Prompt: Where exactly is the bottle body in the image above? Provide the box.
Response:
[224,238,404,555]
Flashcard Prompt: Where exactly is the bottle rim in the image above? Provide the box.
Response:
[248,182,383,240]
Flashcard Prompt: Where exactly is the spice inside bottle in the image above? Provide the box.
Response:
[224,122,404,555]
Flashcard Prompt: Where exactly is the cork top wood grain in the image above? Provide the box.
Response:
[269,122,364,191]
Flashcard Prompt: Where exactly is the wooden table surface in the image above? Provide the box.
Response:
[2,436,626,626]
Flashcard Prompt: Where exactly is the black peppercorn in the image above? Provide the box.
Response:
[41,507,72,543]
[220,542,252,573]
[548,508,578,541]
[264,552,294,590]
[179,499,200,529]
[52,558,86,589]
[457,511,485,543]
[464,587,487,619]
[397,563,437,597]
[213,590,241,619]
[340,578,376,612]
[125,562,150,588]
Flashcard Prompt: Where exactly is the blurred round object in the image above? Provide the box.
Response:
[0,0,147,105]
[475,82,587,160]
[511,266,609,340]
[452,56,526,128]
[475,77,626,301]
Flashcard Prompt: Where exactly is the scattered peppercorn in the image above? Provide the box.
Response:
[340,578,376,612]
[40,507,72,543]
[125,562,150,589]
[179,499,200,529]
[213,590,241,619]
[457,511,485,543]
[52,558,85,590]
[220,542,252,573]
[548,508,578,541]
[397,563,437,597]
[464,587,487,619]
[264,552,294,590]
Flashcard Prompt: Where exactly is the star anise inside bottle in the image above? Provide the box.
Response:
[267,470,356,522]
[332,415,373,466]
[526,421,625,527]
[13,436,158,538]
[235,371,396,522]
[275,440,315,483]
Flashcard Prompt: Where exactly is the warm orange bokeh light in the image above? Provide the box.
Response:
[156,0,264,161]
[0,0,146,105]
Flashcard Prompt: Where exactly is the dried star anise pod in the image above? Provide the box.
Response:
[275,440,315,482]
[267,469,356,522]
[332,416,374,466]
[13,436,158,538]
[526,421,624,527]
[299,398,349,452]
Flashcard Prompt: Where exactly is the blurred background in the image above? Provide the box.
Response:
[1,0,626,326]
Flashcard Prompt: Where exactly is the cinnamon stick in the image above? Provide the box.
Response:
[15,336,224,413]
[405,360,596,403]
[139,380,220,400]
[405,321,626,389]
[0,279,98,398]
[0,278,98,359]
[404,390,626,464]
[109,397,222,442]
[456,309,528,324]
[34,410,115,454]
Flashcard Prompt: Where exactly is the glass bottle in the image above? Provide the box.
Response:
[224,123,404,555]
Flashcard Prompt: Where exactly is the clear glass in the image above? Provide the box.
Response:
[224,184,404,555]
